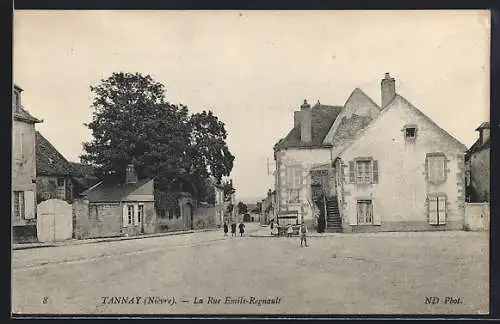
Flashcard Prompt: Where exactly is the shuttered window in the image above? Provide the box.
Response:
[13,191,25,219]
[426,154,446,184]
[349,159,379,184]
[138,205,144,223]
[357,200,373,224]
[286,166,303,189]
[127,205,134,225]
[428,194,447,225]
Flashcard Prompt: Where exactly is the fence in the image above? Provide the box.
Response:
[464,203,489,231]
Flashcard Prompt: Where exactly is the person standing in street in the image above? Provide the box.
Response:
[286,223,293,238]
[223,222,229,237]
[300,221,308,247]
[231,223,237,237]
[239,222,246,237]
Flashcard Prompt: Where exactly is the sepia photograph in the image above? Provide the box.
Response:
[11,10,490,316]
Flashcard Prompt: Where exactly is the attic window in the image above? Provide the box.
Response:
[404,125,418,140]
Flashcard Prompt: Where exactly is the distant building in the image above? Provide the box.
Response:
[12,84,43,242]
[465,122,490,202]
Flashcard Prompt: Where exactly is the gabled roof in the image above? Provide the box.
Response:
[36,131,79,177]
[323,88,381,145]
[80,176,153,202]
[476,122,490,131]
[274,103,343,150]
[330,114,373,150]
[336,94,468,157]
[14,106,42,124]
[467,137,491,156]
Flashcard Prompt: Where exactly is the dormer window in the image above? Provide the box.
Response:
[13,90,20,112]
[404,124,418,141]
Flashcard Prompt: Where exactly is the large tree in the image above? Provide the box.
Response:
[81,72,234,211]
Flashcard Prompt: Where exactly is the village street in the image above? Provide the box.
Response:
[12,226,488,315]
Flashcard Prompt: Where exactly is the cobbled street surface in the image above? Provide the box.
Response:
[12,226,489,315]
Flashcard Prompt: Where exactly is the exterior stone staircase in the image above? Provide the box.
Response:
[326,197,342,233]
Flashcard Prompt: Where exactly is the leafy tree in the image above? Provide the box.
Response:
[81,72,234,212]
[237,201,248,214]
[221,179,235,201]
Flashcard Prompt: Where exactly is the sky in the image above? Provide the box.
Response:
[13,10,490,203]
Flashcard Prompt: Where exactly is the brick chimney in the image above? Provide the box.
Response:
[125,164,138,184]
[381,72,396,108]
[300,99,312,143]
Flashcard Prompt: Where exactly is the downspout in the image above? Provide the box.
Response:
[323,193,327,231]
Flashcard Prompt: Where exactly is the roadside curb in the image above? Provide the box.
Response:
[13,228,219,251]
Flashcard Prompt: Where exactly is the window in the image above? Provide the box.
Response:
[404,124,418,140]
[138,205,144,223]
[428,194,446,225]
[288,189,300,203]
[356,160,372,184]
[349,159,379,184]
[14,129,24,161]
[57,177,65,187]
[13,191,25,219]
[127,205,134,225]
[286,166,303,189]
[426,154,446,184]
[357,200,373,225]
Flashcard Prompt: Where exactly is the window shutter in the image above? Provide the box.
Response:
[24,190,35,219]
[438,196,447,225]
[122,204,128,227]
[134,204,139,225]
[349,161,355,184]
[372,160,379,184]
[428,197,438,225]
[349,202,358,225]
[372,203,381,225]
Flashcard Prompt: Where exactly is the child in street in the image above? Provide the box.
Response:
[223,222,229,237]
[231,223,237,237]
[286,224,293,238]
[239,222,246,237]
[300,222,308,247]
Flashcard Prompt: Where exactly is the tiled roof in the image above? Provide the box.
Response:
[81,176,153,202]
[476,122,490,131]
[467,137,490,156]
[14,106,42,124]
[275,103,343,150]
[330,114,373,150]
[36,131,79,177]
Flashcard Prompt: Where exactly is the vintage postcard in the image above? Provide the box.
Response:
[11,10,490,316]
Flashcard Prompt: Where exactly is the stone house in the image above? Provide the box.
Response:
[465,122,490,203]
[274,82,381,231]
[334,94,468,232]
[12,84,43,242]
[274,73,467,232]
[74,164,156,239]
[261,189,277,225]
[35,131,78,204]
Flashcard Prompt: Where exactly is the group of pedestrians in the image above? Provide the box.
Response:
[270,221,309,247]
[223,221,246,237]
